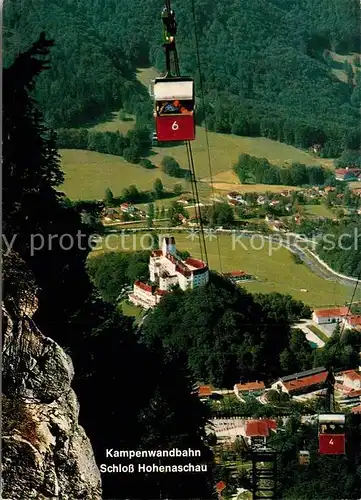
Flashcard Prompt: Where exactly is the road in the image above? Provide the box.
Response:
[293,321,325,347]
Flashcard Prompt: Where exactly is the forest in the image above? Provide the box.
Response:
[317,219,361,278]
[234,153,333,186]
[140,275,361,387]
[3,0,361,156]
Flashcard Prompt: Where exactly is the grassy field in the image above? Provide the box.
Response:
[89,233,361,307]
[59,65,335,201]
[119,300,143,319]
[59,135,326,200]
[88,110,135,134]
[304,204,334,218]
[59,149,184,199]
[152,127,332,178]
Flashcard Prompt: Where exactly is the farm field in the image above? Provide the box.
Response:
[88,110,135,134]
[304,204,334,218]
[59,149,182,200]
[152,126,332,179]
[59,136,327,200]
[59,65,336,200]
[89,233,361,307]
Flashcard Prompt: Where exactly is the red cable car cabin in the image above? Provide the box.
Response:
[318,413,345,455]
[153,77,195,142]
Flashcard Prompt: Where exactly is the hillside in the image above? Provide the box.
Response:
[3,0,361,156]
[59,125,329,200]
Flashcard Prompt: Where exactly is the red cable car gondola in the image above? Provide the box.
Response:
[153,76,195,142]
[318,413,345,455]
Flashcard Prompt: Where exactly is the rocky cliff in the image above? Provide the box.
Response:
[2,252,102,499]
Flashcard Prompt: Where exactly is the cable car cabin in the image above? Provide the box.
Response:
[318,413,345,455]
[298,450,310,465]
[153,77,195,142]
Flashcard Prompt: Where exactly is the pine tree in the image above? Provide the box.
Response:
[153,178,164,199]
[104,187,114,206]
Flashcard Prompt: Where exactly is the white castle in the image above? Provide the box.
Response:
[128,236,209,309]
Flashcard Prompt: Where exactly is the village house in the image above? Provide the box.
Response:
[223,270,253,282]
[269,200,280,207]
[280,189,293,197]
[343,315,361,332]
[120,202,137,213]
[322,186,335,196]
[311,143,322,154]
[271,367,328,398]
[312,307,349,325]
[242,419,277,447]
[197,385,213,400]
[234,381,265,401]
[340,370,361,389]
[257,195,267,205]
[216,481,226,499]
[269,220,285,232]
[335,168,361,181]
[227,192,248,206]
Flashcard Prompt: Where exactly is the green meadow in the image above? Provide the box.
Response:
[89,232,361,308]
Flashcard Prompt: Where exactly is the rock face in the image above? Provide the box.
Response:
[2,253,102,499]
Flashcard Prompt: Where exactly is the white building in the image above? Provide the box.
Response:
[336,370,361,390]
[312,307,349,325]
[149,237,209,291]
[128,236,209,309]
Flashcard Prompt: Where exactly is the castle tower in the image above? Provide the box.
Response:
[162,236,176,256]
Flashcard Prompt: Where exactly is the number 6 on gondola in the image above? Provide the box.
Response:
[153,76,195,142]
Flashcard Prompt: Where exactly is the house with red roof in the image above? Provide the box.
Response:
[198,385,213,398]
[120,202,136,213]
[335,168,361,181]
[234,381,265,401]
[243,419,277,447]
[337,370,361,390]
[128,280,166,309]
[216,480,226,498]
[223,270,253,282]
[343,315,361,332]
[312,307,349,325]
[271,367,328,397]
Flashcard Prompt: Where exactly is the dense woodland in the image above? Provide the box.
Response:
[3,0,361,157]
[317,219,361,278]
[140,275,360,387]
[234,153,333,186]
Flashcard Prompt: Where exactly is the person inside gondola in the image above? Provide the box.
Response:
[158,100,193,115]
[159,100,180,114]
